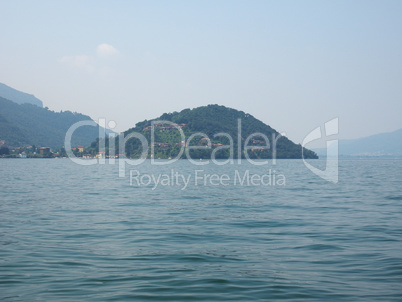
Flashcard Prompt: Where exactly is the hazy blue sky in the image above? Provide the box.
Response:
[1,0,401,146]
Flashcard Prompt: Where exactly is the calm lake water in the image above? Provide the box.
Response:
[1,159,402,301]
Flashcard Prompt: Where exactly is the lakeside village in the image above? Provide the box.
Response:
[0,140,269,159]
[0,140,123,159]
[0,140,93,158]
[0,142,117,159]
[0,122,269,159]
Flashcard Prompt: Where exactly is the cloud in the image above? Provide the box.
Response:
[60,55,94,72]
[60,44,120,74]
[96,43,120,58]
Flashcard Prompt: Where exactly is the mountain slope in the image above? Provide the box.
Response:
[314,128,402,156]
[0,97,109,149]
[340,128,402,156]
[116,105,317,159]
[0,112,31,146]
[0,82,43,107]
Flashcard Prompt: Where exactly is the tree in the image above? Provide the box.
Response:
[0,146,10,155]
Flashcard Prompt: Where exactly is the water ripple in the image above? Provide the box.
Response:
[1,159,402,301]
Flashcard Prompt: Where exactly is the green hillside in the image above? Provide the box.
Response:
[96,105,317,159]
[0,112,30,146]
[0,96,108,149]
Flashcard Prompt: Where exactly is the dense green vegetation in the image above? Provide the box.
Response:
[91,105,318,159]
[0,97,109,149]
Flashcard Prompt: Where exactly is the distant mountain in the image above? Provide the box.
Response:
[314,128,402,157]
[0,96,112,149]
[0,82,43,107]
[97,105,317,159]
